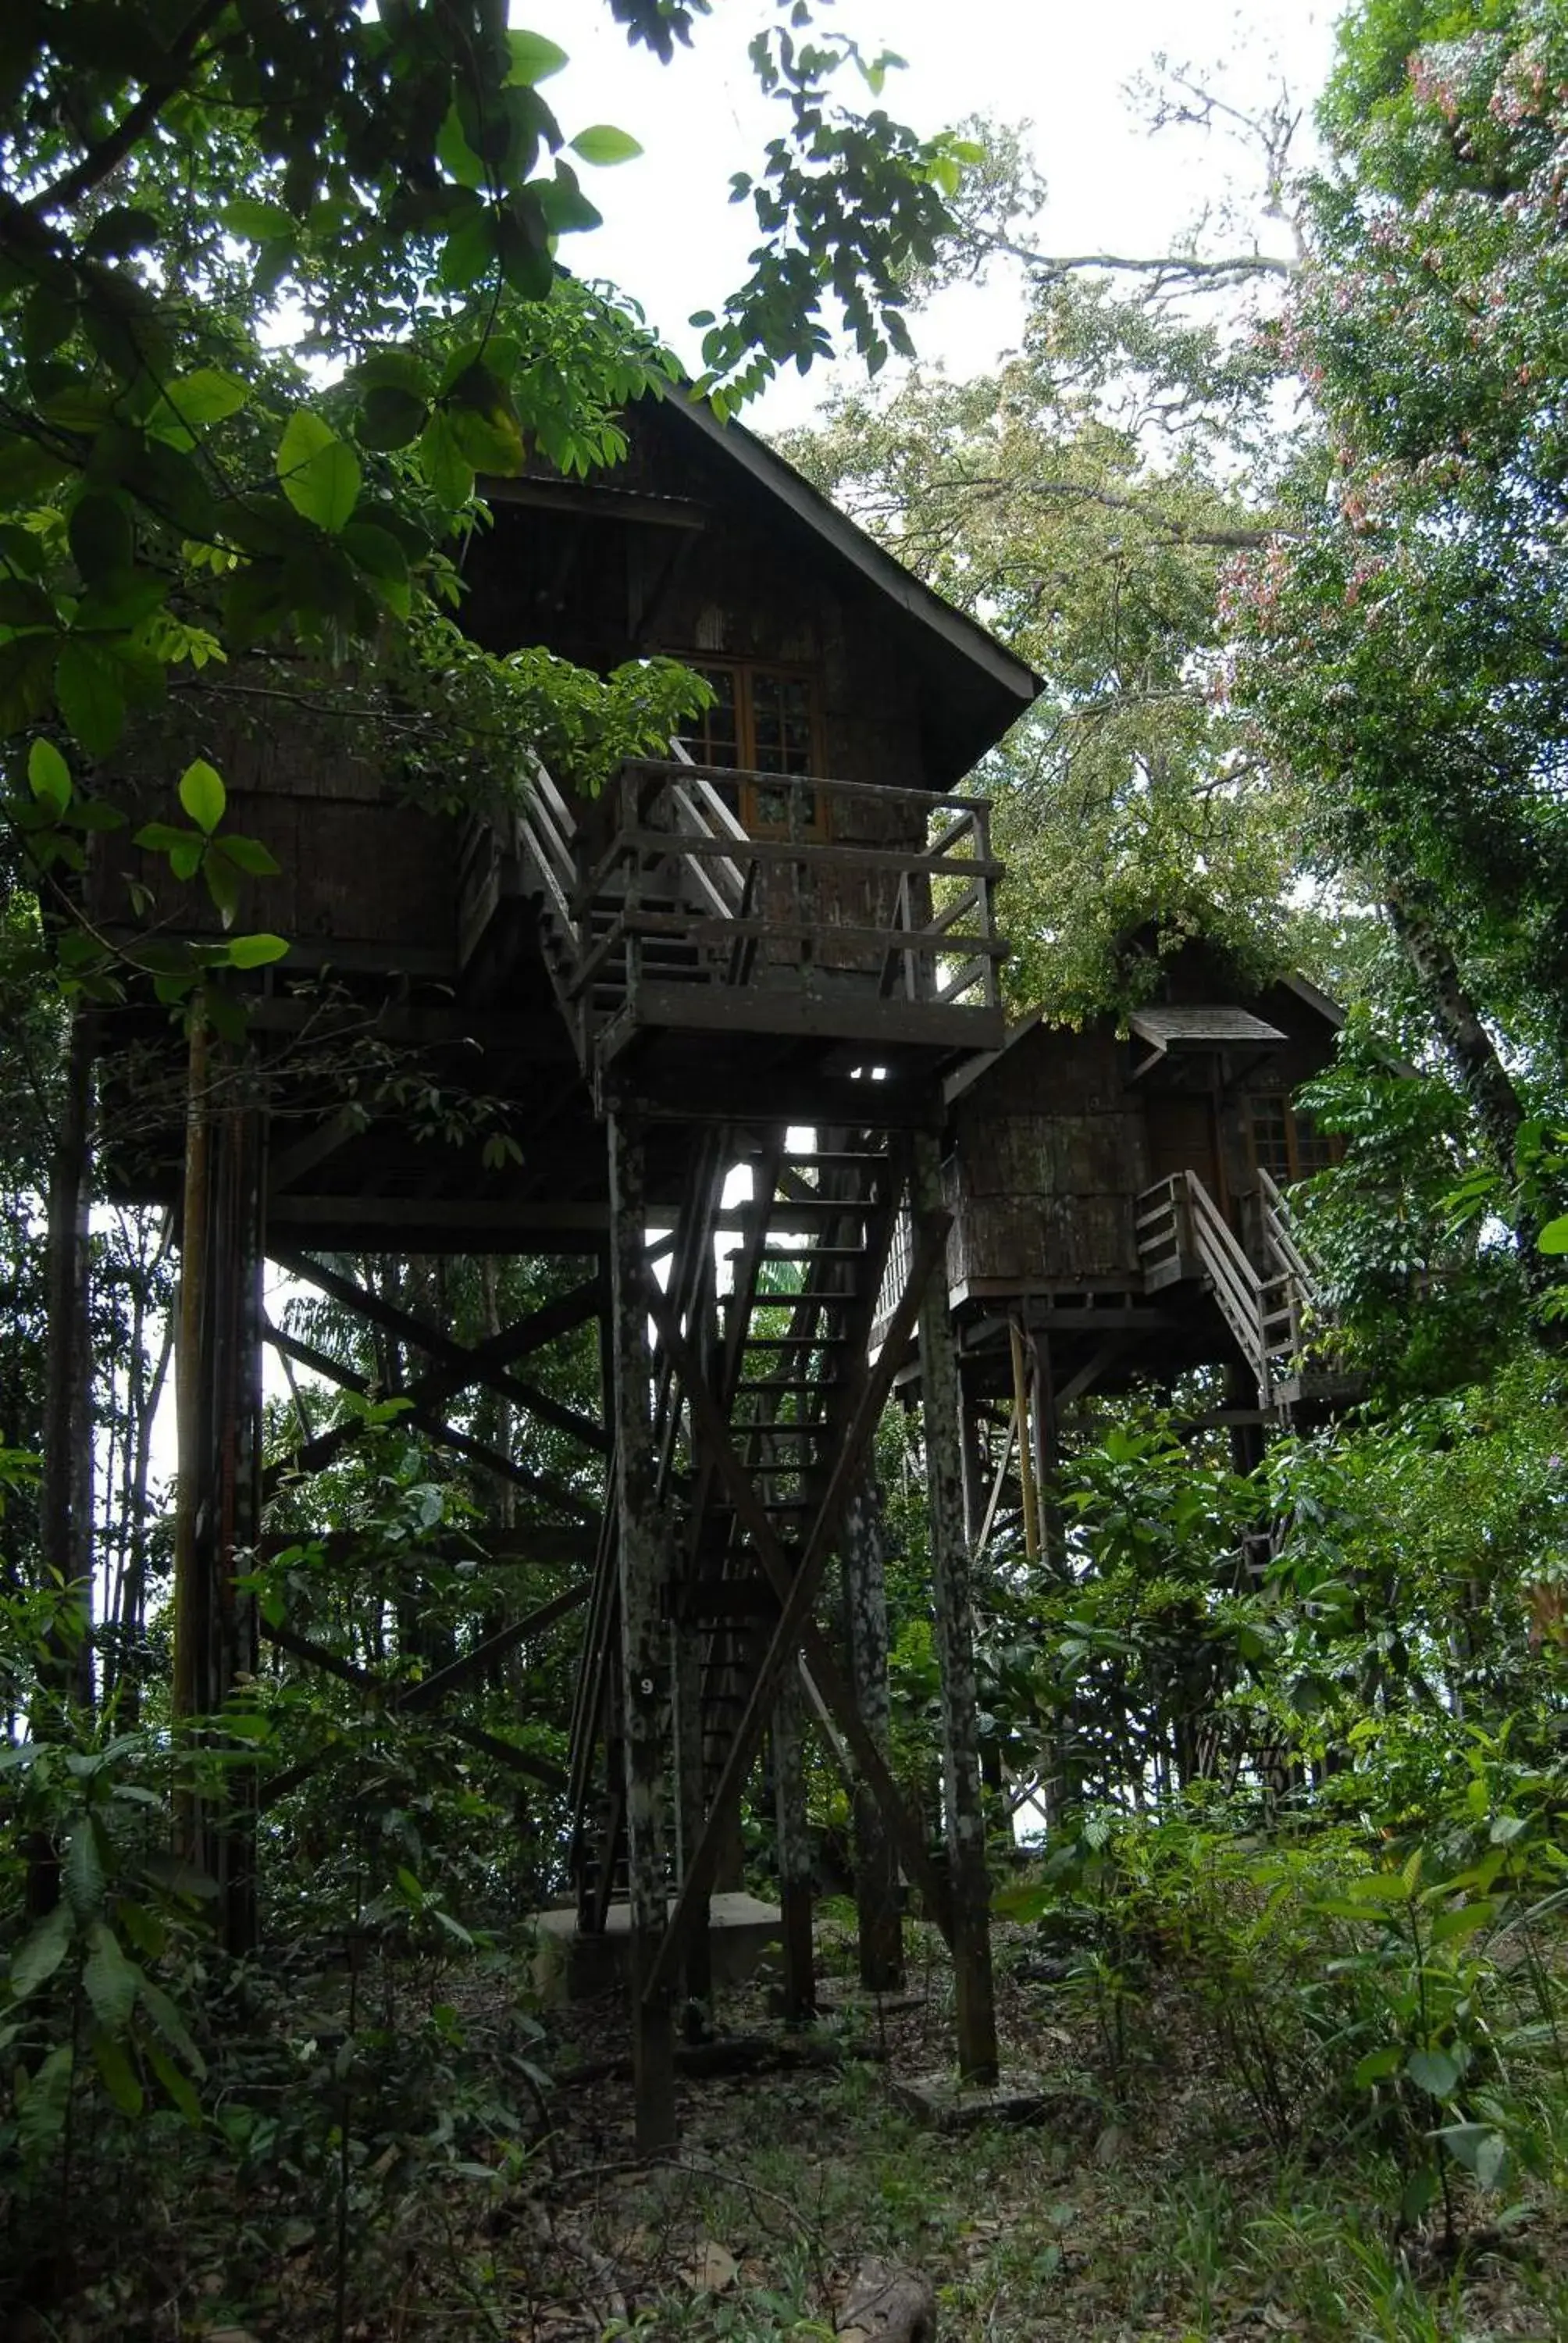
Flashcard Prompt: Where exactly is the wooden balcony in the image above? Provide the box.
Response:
[507,757,1008,1095]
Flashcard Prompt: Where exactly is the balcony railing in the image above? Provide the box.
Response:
[512,755,1007,1072]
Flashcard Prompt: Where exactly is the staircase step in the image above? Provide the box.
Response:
[736,1333,850,1349]
[757,1246,867,1262]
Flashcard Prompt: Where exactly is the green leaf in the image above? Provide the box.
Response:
[222,197,297,243]
[276,411,362,534]
[69,493,134,583]
[23,283,78,362]
[28,737,72,814]
[116,1900,166,1962]
[226,932,289,968]
[203,847,241,925]
[418,411,474,508]
[151,368,249,444]
[343,521,411,616]
[506,28,569,84]
[354,348,433,398]
[146,2041,201,2125]
[178,758,226,834]
[1437,2120,1505,2186]
[1431,1900,1495,1945]
[137,1974,205,2075]
[536,163,603,237]
[83,205,162,262]
[63,1821,106,1922]
[445,362,525,473]
[75,569,172,632]
[216,832,281,878]
[357,384,428,451]
[0,578,56,629]
[91,2027,144,2117]
[1538,1215,1568,1255]
[1400,2160,1439,2226]
[1352,2045,1402,2087]
[569,124,643,166]
[1406,2046,1460,2099]
[56,638,127,758]
[83,1920,139,2031]
[9,1900,73,1999]
[438,209,497,291]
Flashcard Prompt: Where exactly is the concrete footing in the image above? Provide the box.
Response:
[533,1892,782,2002]
[890,2067,1069,2131]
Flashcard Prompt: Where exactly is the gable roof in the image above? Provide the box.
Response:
[665,394,1041,718]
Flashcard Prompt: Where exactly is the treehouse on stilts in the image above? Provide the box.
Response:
[873,928,1362,1561]
[94,386,1040,2145]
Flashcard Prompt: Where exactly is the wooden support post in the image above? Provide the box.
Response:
[840,1479,904,1992]
[607,1113,676,2151]
[912,1132,999,2084]
[772,1660,816,2024]
[672,1620,712,2027]
[39,1008,96,1709]
[957,1367,989,1554]
[171,1009,265,1954]
[1030,1327,1070,1580]
[1008,1319,1041,1561]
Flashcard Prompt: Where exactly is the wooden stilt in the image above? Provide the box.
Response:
[40,1008,95,1708]
[171,1009,265,1954]
[840,1479,904,1992]
[957,1367,989,1553]
[1030,1326,1070,1578]
[607,1112,676,2152]
[672,1618,712,2029]
[912,1132,999,2084]
[1008,1319,1041,1560]
[772,1660,816,2024]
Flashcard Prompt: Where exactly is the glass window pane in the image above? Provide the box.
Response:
[750,672,814,776]
[1250,1097,1292,1182]
[679,665,741,769]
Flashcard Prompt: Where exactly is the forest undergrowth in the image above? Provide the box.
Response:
[8,1800,1568,2343]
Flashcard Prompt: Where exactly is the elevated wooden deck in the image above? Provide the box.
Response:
[468,758,1007,1098]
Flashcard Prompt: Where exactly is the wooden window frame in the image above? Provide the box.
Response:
[1248,1093,1341,1183]
[677,658,829,840]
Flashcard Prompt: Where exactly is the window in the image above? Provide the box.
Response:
[1250,1094,1338,1183]
[678,662,825,837]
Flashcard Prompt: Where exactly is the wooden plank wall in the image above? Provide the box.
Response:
[946,1029,1151,1289]
[91,693,458,965]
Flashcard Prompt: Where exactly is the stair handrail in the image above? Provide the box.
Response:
[1256,1165,1325,1296]
[518,755,581,936]
[1161,1168,1270,1400]
[664,740,750,917]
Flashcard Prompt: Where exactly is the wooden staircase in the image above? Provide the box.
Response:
[1135,1165,1360,1415]
[566,1122,906,1927]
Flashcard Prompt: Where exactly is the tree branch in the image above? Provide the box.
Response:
[971,233,1295,284]
[27,0,233,217]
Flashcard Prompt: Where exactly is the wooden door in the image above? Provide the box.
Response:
[1146,1092,1221,1200]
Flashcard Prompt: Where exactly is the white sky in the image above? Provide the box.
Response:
[525,0,1341,426]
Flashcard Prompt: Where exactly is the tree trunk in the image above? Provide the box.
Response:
[1385,890,1546,1285]
[39,1008,95,1710]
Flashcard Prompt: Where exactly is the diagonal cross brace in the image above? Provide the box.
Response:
[274,1252,608,1462]
[640,1213,954,2002]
